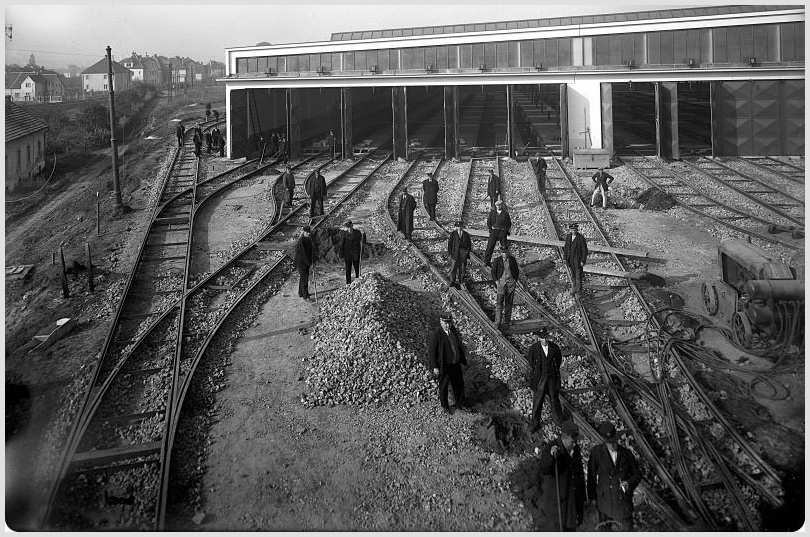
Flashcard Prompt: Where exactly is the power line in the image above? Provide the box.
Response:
[7,47,106,58]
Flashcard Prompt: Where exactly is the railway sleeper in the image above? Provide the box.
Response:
[70,441,161,471]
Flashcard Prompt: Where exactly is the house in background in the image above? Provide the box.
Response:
[5,99,48,191]
[5,73,48,102]
[122,52,162,85]
[81,57,132,94]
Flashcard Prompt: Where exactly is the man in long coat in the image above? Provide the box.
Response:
[192,130,202,158]
[281,164,296,206]
[211,127,220,150]
[205,130,213,154]
[533,155,548,194]
[587,422,641,531]
[484,199,511,266]
[491,245,519,329]
[448,220,471,288]
[563,223,588,296]
[294,226,314,300]
[309,170,327,217]
[339,220,363,284]
[422,173,439,221]
[536,421,586,531]
[527,327,564,432]
[428,313,468,414]
[218,134,226,157]
[175,122,184,147]
[487,169,501,209]
[397,188,416,239]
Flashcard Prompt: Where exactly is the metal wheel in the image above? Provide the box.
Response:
[732,311,754,349]
[701,281,719,316]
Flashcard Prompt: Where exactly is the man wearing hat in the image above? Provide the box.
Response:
[339,220,364,284]
[563,223,588,296]
[535,421,586,531]
[491,245,519,329]
[397,187,417,239]
[590,167,615,209]
[282,164,296,206]
[527,327,564,432]
[487,169,501,210]
[421,173,440,221]
[447,220,471,288]
[587,422,641,531]
[532,154,548,195]
[309,168,327,218]
[428,313,468,414]
[484,199,512,266]
[294,225,315,300]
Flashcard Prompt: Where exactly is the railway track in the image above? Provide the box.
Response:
[46,148,388,530]
[741,156,805,185]
[619,155,802,251]
[679,157,803,227]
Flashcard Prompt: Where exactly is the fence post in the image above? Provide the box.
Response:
[86,242,94,293]
[59,246,70,299]
[96,191,101,236]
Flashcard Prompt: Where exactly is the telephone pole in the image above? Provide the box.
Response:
[106,45,123,211]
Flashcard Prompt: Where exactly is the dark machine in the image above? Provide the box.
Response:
[701,239,804,352]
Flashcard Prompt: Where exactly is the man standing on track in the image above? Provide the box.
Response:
[397,187,417,239]
[192,128,202,158]
[309,169,327,217]
[175,121,184,147]
[448,220,471,288]
[211,127,220,152]
[281,164,296,207]
[484,199,511,266]
[421,173,439,221]
[587,422,641,531]
[491,245,519,330]
[218,134,226,158]
[428,313,468,414]
[327,130,337,159]
[527,327,564,432]
[295,226,314,300]
[340,220,364,284]
[533,155,548,194]
[536,421,586,531]
[563,223,588,296]
[487,169,501,209]
[590,167,614,209]
[205,130,213,154]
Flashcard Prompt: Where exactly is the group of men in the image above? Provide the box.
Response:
[294,218,365,300]
[176,120,226,159]
[266,132,289,161]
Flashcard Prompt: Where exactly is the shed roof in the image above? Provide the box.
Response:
[330,5,800,41]
[81,58,132,75]
[5,100,48,142]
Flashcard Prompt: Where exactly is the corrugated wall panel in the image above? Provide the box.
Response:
[781,80,804,155]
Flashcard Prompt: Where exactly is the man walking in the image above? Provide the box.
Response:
[536,421,586,531]
[491,245,519,330]
[487,169,501,209]
[533,155,548,194]
[528,327,564,432]
[421,173,439,221]
[448,220,471,288]
[484,199,511,266]
[175,121,184,147]
[339,220,363,284]
[192,129,202,158]
[397,187,417,239]
[590,167,614,209]
[309,169,327,217]
[587,422,641,531]
[563,223,588,296]
[428,313,468,414]
[281,164,296,206]
[294,226,314,300]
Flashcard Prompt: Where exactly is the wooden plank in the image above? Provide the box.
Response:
[466,229,652,258]
[71,441,161,468]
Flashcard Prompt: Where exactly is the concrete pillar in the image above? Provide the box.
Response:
[340,88,352,159]
[655,82,680,160]
[392,87,408,160]
[601,83,614,160]
[566,80,603,151]
[225,87,232,158]
[559,83,569,158]
[443,86,458,159]
[506,84,514,158]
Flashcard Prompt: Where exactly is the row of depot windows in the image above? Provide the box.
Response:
[235,22,804,75]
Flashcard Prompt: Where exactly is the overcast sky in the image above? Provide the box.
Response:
[3,1,791,70]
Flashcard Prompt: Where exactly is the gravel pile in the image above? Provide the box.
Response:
[303,272,438,407]
[636,187,677,210]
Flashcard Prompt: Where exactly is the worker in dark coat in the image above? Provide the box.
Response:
[327,130,337,158]
[280,135,289,162]
[587,422,642,531]
[205,130,213,154]
[533,155,548,194]
[309,169,327,217]
[211,127,220,149]
[448,220,471,288]
[192,130,202,158]
[563,223,588,296]
[590,167,614,209]
[421,173,439,221]
[281,164,296,205]
[397,188,417,239]
[487,169,501,209]
[484,199,511,266]
[294,226,314,300]
[428,313,468,414]
[175,122,184,146]
[339,220,363,284]
[491,245,519,329]
[218,134,226,157]
[535,421,586,531]
[528,327,564,432]
[271,132,279,154]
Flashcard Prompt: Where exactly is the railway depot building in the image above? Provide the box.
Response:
[222,5,804,162]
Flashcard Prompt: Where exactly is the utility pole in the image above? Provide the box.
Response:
[168,62,173,101]
[106,45,123,211]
